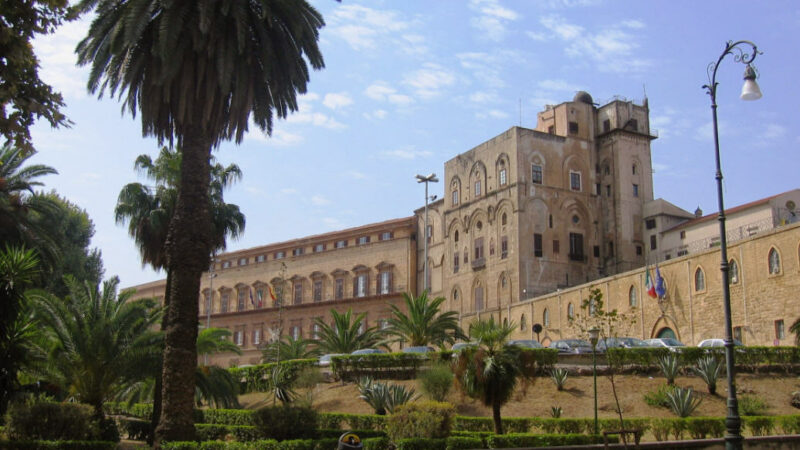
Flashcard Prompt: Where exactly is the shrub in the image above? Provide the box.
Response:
[394,437,446,450]
[694,356,722,395]
[0,441,117,449]
[739,394,769,416]
[486,433,610,448]
[685,417,725,439]
[778,415,800,434]
[744,416,775,437]
[550,406,562,418]
[538,418,588,434]
[253,404,318,441]
[4,401,97,441]
[657,354,681,385]
[95,417,119,443]
[161,443,199,450]
[199,409,256,426]
[386,401,455,440]
[362,437,390,450]
[666,387,702,418]
[358,379,417,415]
[294,367,325,389]
[118,418,150,441]
[418,363,454,402]
[643,384,672,408]
[445,436,484,450]
[195,424,229,441]
[229,360,318,394]
[549,368,568,391]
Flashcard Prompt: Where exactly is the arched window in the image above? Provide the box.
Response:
[451,178,461,206]
[543,308,550,326]
[567,303,574,319]
[454,230,459,242]
[729,259,739,284]
[474,285,484,311]
[502,213,507,226]
[520,314,527,331]
[629,286,637,307]
[768,248,781,274]
[694,267,705,291]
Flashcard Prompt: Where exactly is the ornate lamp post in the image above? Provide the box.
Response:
[588,326,600,436]
[416,173,439,292]
[703,40,762,450]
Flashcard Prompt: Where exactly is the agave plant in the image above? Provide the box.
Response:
[357,379,417,415]
[550,368,569,391]
[550,406,563,418]
[268,364,297,405]
[666,386,702,418]
[657,354,681,386]
[693,356,722,395]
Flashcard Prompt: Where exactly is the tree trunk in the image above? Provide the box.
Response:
[154,130,212,446]
[150,269,172,445]
[492,401,503,435]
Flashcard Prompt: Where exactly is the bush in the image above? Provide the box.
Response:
[777,415,800,434]
[657,354,681,385]
[643,384,672,408]
[418,363,454,402]
[253,405,318,441]
[294,367,325,389]
[666,387,702,417]
[199,409,256,426]
[332,353,427,381]
[0,442,116,449]
[95,417,119,443]
[694,356,722,395]
[118,418,150,441]
[4,401,97,441]
[739,394,769,416]
[195,424,229,441]
[685,417,725,439]
[358,379,417,415]
[394,437,446,450]
[486,433,610,448]
[744,416,775,437]
[362,437,390,450]
[445,436,484,450]
[549,368,568,391]
[229,360,318,394]
[386,401,455,440]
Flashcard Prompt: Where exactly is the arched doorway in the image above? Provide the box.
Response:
[656,327,676,339]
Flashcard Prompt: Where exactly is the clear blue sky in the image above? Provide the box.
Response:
[29,0,800,288]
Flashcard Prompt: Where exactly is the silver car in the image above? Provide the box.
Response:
[507,339,544,349]
[644,338,686,352]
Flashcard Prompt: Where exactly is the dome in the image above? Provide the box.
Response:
[573,91,593,104]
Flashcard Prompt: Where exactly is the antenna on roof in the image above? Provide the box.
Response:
[519,97,522,126]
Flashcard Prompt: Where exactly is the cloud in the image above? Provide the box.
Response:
[526,31,548,41]
[33,18,91,99]
[402,63,456,99]
[380,147,433,160]
[363,109,388,120]
[476,109,510,119]
[364,82,414,105]
[763,124,786,140]
[285,96,346,130]
[469,91,497,104]
[311,195,330,206]
[246,128,304,146]
[327,5,411,51]
[400,34,428,56]
[457,52,505,89]
[280,188,298,195]
[322,217,346,229]
[469,0,520,42]
[323,92,353,110]
[537,79,583,92]
[345,170,368,180]
[652,162,669,174]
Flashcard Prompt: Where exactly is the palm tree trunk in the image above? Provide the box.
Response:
[155,130,212,446]
[150,269,172,445]
[492,401,503,435]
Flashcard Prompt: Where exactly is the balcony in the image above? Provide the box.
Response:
[568,253,586,262]
[471,257,486,270]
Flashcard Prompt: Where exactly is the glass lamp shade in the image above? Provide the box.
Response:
[588,327,600,345]
[740,65,762,101]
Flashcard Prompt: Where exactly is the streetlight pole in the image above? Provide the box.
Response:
[416,173,439,292]
[703,40,762,450]
[589,327,599,436]
[204,256,217,365]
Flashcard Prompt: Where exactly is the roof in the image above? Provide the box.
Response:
[665,190,796,232]
[643,198,694,220]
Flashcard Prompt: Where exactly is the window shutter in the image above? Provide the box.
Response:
[389,272,393,293]
[353,277,358,298]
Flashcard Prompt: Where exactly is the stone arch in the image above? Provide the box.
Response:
[469,160,487,198]
[495,152,511,188]
[472,278,485,312]
[650,315,681,341]
[562,153,589,192]
[768,246,782,275]
[450,175,462,206]
[451,285,462,314]
[729,258,740,284]
[629,285,638,308]
[694,266,706,291]
[496,271,511,308]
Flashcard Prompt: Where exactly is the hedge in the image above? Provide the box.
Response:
[605,346,800,373]
[0,441,116,449]
[486,433,612,448]
[228,360,318,394]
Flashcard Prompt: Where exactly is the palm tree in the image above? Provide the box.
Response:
[385,291,466,348]
[0,246,40,416]
[77,1,325,442]
[790,317,800,346]
[452,317,526,435]
[314,309,384,354]
[30,276,162,418]
[262,335,321,363]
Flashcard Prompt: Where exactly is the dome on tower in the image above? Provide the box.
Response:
[573,91,593,104]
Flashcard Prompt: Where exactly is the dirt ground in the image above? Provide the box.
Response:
[239,373,800,420]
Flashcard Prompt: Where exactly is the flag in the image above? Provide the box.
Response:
[645,266,657,298]
[256,289,263,309]
[268,284,277,303]
[249,288,255,306]
[655,264,666,299]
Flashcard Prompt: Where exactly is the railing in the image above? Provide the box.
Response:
[471,257,485,270]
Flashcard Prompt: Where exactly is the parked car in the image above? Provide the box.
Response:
[452,342,477,352]
[644,338,686,351]
[351,348,386,355]
[507,339,544,349]
[549,339,594,354]
[697,338,744,348]
[318,353,346,367]
[401,346,435,354]
[596,337,649,351]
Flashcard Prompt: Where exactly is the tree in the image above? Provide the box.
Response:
[313,309,384,354]
[452,317,529,434]
[77,1,324,442]
[262,335,320,363]
[0,246,40,416]
[385,291,466,348]
[30,276,162,418]
[0,1,71,153]
[791,318,800,346]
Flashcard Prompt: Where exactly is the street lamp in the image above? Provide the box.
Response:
[416,173,439,292]
[204,257,218,365]
[588,326,600,436]
[703,40,762,450]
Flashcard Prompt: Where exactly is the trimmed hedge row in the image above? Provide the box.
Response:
[0,441,116,449]
[228,359,318,394]
[606,346,800,372]
[162,439,340,450]
[331,353,427,380]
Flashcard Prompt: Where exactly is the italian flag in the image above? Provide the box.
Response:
[645,266,658,298]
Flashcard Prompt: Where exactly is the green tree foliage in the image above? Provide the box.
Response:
[30,276,162,418]
[77,1,325,441]
[313,309,384,354]
[262,335,320,363]
[0,0,71,153]
[791,318,800,346]
[452,317,525,434]
[385,291,466,348]
[0,246,40,416]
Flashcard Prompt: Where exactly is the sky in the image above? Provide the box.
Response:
[28,0,800,288]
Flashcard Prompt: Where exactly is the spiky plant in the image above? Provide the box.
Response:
[693,356,722,395]
[550,406,563,418]
[268,364,297,405]
[550,368,569,391]
[357,379,417,415]
[657,354,681,385]
[666,387,702,418]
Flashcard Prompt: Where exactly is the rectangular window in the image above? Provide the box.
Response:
[312,323,321,339]
[253,328,261,346]
[775,320,785,340]
[221,293,229,313]
[314,244,325,253]
[379,271,391,294]
[235,330,243,346]
[569,233,584,261]
[629,118,638,131]
[452,190,459,205]
[356,274,367,297]
[680,230,686,239]
[357,236,370,245]
[593,245,600,258]
[534,233,543,257]
[474,180,481,196]
[380,231,393,241]
[595,183,601,195]
[636,245,642,256]
[570,172,581,191]
[650,235,657,250]
[608,241,614,257]
[238,257,247,266]
[292,326,300,340]
[256,254,265,262]
[313,280,322,302]
[499,169,507,186]
[237,289,246,311]
[606,185,611,197]
[547,125,554,134]
[335,278,344,300]
[475,287,484,311]
[568,121,579,134]
[501,236,508,259]
[453,253,459,273]
[603,119,610,132]
[677,249,688,257]
[633,184,639,197]
[222,261,231,269]
[293,282,302,305]
[274,251,285,259]
[645,218,656,230]
[553,240,560,254]
[733,326,743,343]
[474,237,484,260]
[531,165,543,184]
[292,247,304,256]
[426,225,432,244]
[335,240,347,249]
